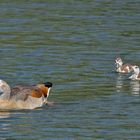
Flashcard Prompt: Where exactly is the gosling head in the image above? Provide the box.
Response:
[115,57,123,68]
[132,65,140,74]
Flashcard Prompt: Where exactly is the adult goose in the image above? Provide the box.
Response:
[0,80,52,109]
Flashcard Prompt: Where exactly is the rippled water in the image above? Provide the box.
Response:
[0,0,140,139]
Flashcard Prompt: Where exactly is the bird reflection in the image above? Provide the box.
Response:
[116,74,123,93]
[0,111,10,119]
[130,81,140,95]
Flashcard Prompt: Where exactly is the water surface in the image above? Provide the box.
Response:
[0,0,140,139]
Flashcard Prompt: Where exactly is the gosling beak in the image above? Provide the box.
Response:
[115,62,119,68]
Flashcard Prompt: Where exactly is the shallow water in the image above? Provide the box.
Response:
[0,0,140,139]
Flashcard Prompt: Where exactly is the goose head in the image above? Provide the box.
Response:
[36,82,53,101]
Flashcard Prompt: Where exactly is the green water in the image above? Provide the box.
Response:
[0,0,140,139]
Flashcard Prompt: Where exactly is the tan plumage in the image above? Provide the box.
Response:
[0,80,52,109]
